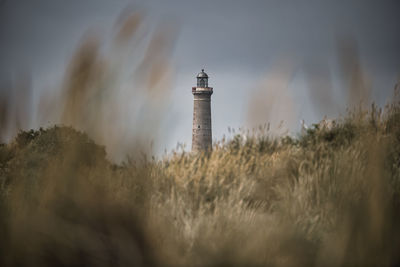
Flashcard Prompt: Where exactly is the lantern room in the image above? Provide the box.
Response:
[197,69,208,88]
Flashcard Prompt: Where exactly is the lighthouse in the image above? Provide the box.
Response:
[192,69,213,151]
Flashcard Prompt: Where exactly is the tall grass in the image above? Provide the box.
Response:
[1,93,400,266]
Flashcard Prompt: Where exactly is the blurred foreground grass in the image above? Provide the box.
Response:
[1,93,400,267]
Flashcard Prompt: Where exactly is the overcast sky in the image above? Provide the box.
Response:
[1,0,399,156]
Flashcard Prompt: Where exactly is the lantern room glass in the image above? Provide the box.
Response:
[197,77,208,87]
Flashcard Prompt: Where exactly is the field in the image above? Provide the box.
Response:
[1,94,400,266]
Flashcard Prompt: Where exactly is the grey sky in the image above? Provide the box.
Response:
[0,0,399,155]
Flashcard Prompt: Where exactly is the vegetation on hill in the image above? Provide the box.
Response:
[1,94,400,266]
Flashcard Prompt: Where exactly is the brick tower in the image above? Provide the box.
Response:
[192,69,213,151]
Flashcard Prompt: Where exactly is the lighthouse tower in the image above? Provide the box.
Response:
[192,69,213,151]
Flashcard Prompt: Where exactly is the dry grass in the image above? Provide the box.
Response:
[1,95,400,266]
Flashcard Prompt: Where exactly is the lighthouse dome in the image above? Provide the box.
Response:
[197,69,208,78]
